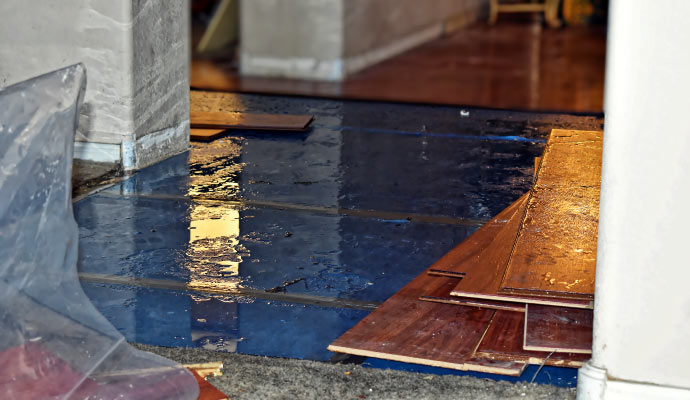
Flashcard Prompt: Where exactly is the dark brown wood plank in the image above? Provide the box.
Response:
[327,203,529,375]
[499,129,602,299]
[523,304,593,354]
[427,269,466,278]
[327,272,525,375]
[475,310,589,367]
[190,111,313,131]
[447,193,592,309]
[190,128,228,141]
[420,278,526,313]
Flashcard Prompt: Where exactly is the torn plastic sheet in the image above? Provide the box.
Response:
[0,65,198,399]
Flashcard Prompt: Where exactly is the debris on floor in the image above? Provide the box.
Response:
[187,368,229,400]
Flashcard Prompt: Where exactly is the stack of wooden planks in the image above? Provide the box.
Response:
[328,129,602,376]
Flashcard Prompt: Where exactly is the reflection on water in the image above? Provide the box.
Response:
[186,138,247,352]
[187,202,246,290]
[186,203,245,352]
[186,136,248,290]
[188,138,244,198]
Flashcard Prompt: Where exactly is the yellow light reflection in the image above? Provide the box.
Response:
[187,202,243,292]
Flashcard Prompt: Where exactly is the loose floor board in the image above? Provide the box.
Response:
[523,304,593,354]
[327,269,525,376]
[190,128,229,142]
[420,277,526,313]
[475,310,589,367]
[499,129,602,299]
[190,111,313,131]
[446,194,592,309]
[327,198,540,375]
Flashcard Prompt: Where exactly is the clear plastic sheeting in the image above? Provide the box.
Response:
[0,65,199,399]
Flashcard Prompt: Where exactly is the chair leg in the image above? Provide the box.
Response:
[545,0,562,28]
[489,0,499,25]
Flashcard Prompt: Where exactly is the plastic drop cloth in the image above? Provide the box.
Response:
[0,65,199,399]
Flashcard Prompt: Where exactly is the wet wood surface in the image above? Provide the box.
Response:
[327,270,525,375]
[499,130,602,299]
[327,204,530,375]
[446,193,592,308]
[475,310,589,367]
[328,174,597,375]
[190,111,313,131]
[190,128,228,142]
[523,304,593,354]
[420,277,526,313]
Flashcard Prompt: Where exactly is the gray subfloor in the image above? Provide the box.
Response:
[134,344,576,400]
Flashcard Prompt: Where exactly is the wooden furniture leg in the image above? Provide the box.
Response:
[489,0,499,25]
[545,0,562,28]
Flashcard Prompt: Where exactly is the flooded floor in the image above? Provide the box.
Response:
[75,93,602,386]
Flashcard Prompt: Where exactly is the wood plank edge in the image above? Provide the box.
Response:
[522,345,593,355]
[428,269,466,278]
[419,296,525,313]
[190,123,310,131]
[449,290,593,309]
[464,359,526,376]
[499,286,594,301]
[523,303,529,351]
[473,352,585,368]
[328,345,526,376]
[327,345,467,371]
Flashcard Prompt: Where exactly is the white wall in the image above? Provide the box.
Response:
[240,0,487,81]
[0,0,190,170]
[240,0,345,80]
[579,0,690,397]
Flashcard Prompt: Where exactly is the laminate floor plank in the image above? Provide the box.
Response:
[190,111,313,131]
[475,310,589,367]
[499,129,602,299]
[446,193,592,309]
[190,128,228,141]
[327,203,529,376]
[421,278,526,313]
[523,304,593,354]
[327,272,525,375]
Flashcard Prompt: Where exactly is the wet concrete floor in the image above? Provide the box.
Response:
[75,93,603,387]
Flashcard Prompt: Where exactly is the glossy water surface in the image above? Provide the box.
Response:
[76,93,602,387]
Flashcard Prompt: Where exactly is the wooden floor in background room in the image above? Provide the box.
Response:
[191,19,606,113]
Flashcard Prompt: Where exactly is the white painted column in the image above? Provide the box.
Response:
[0,0,190,170]
[239,0,487,81]
[577,1,690,398]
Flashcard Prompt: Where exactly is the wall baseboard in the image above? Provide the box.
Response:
[73,142,121,164]
[74,120,190,171]
[578,362,690,400]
